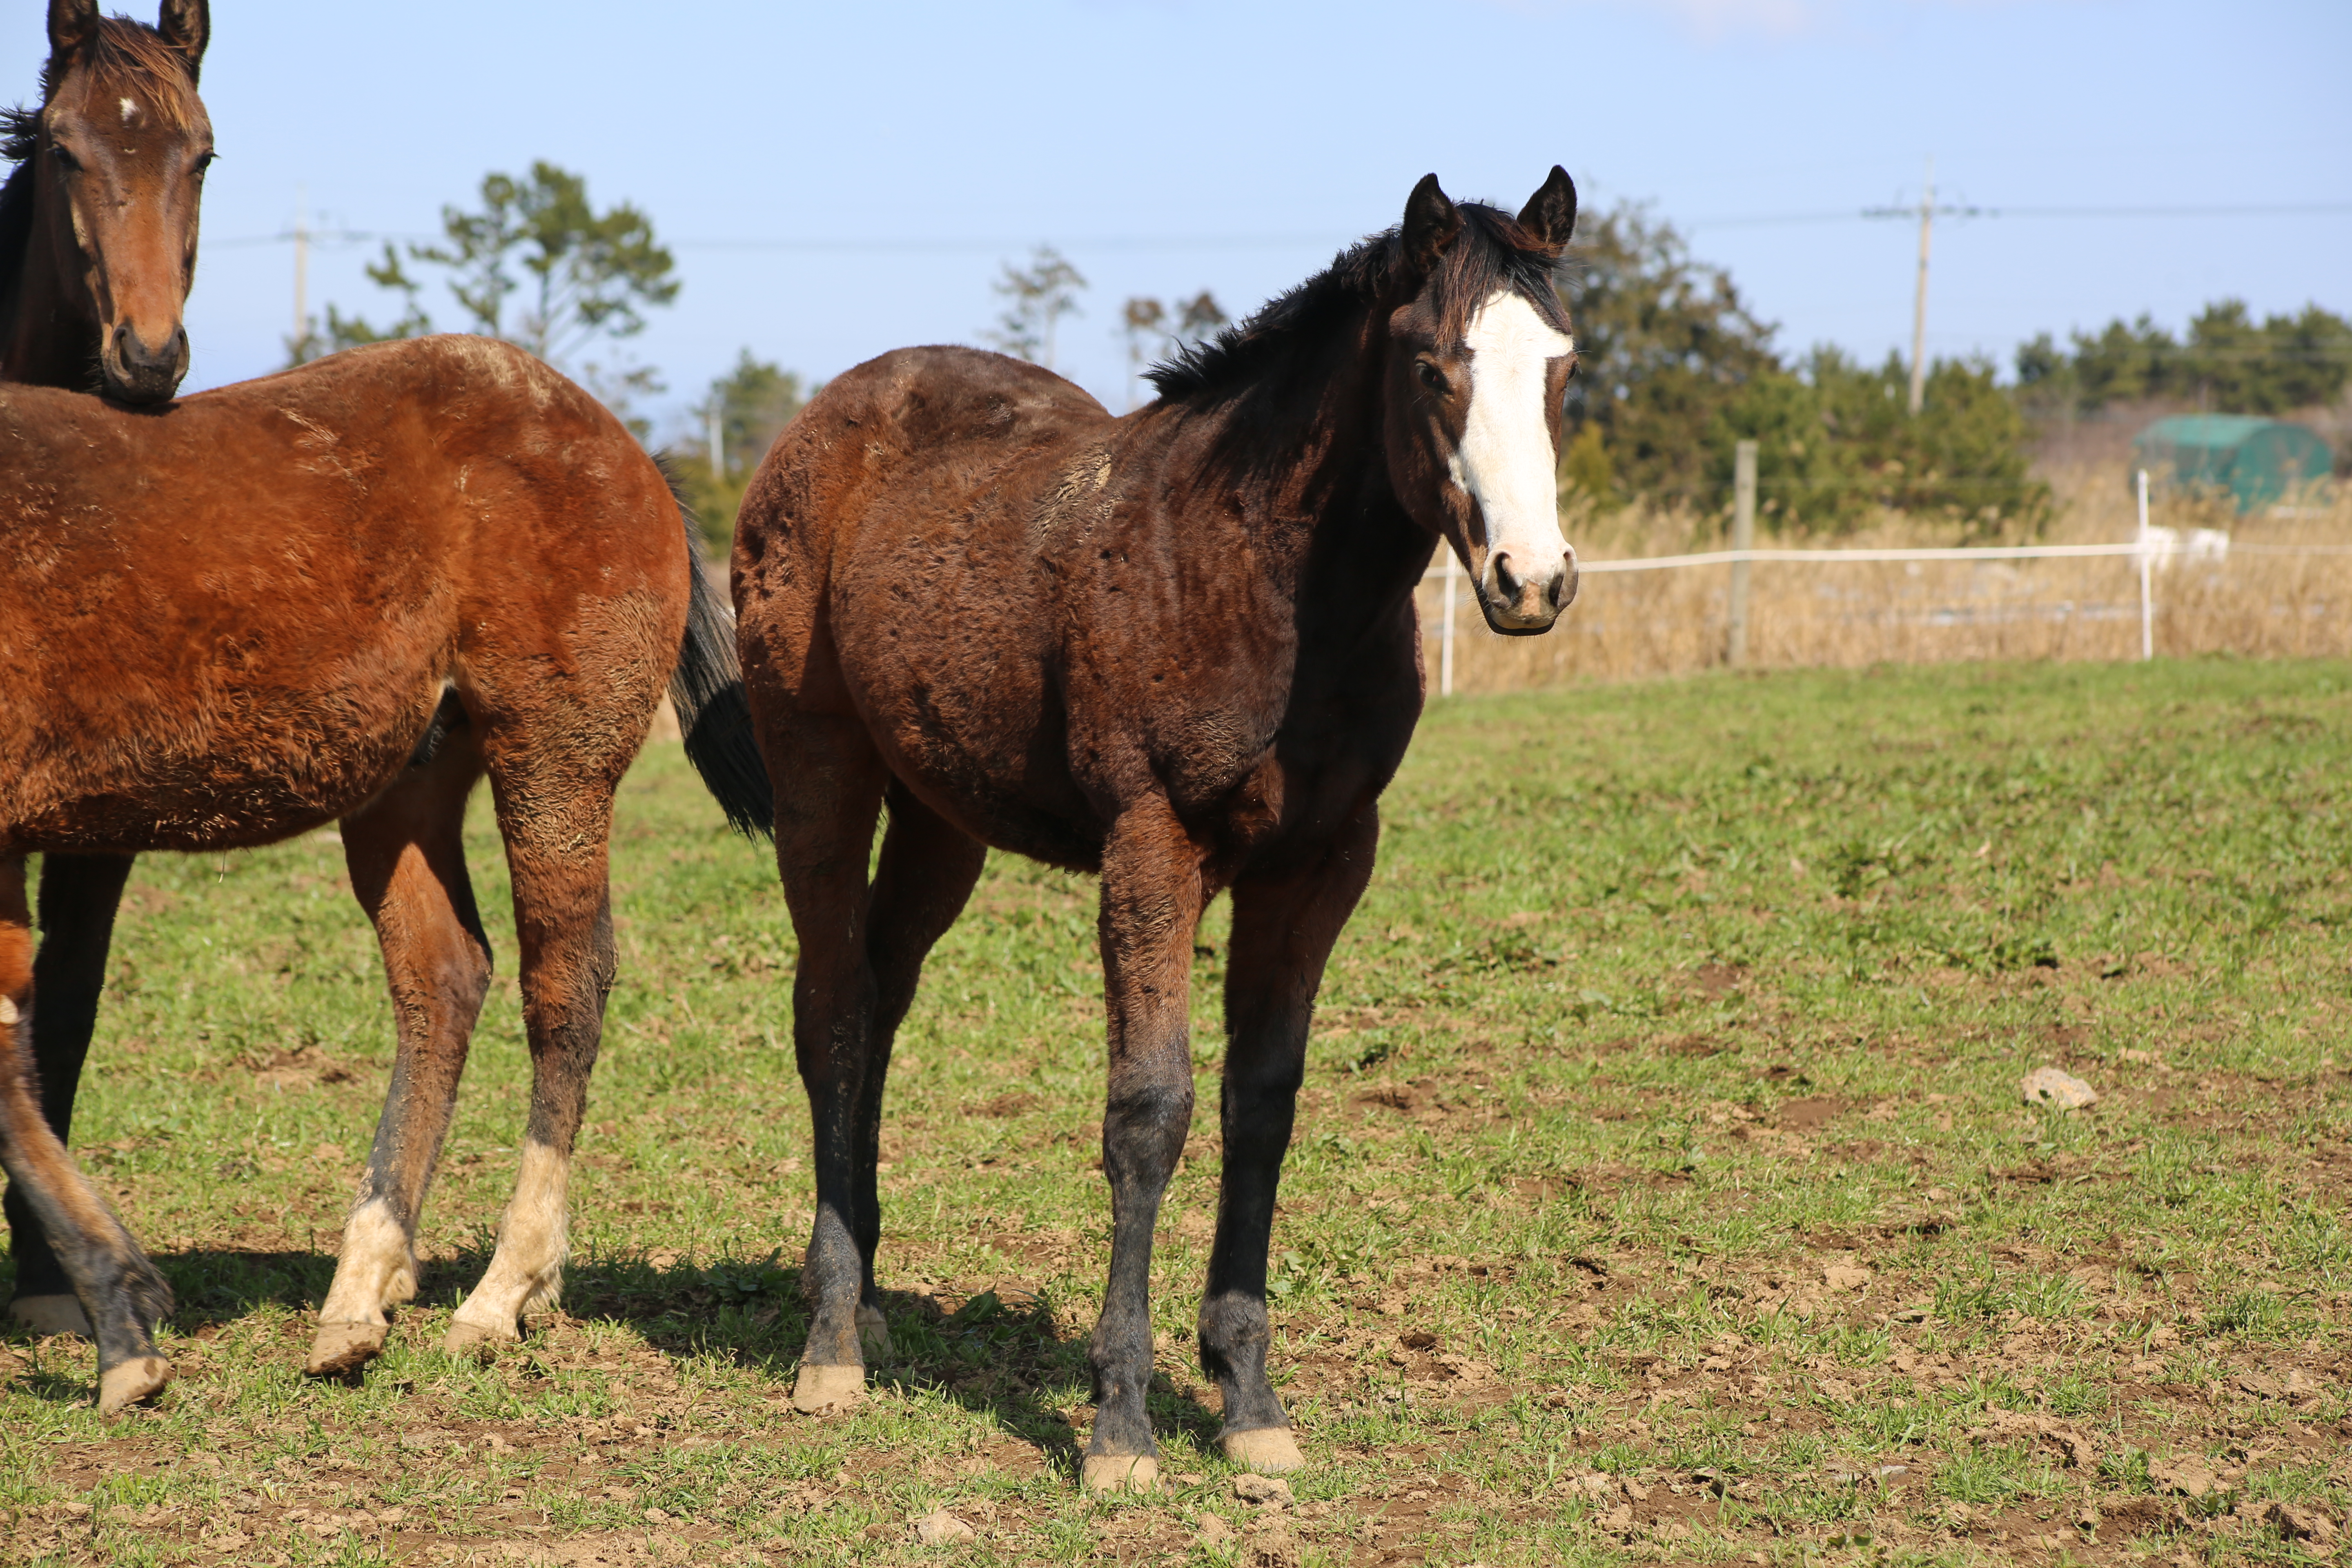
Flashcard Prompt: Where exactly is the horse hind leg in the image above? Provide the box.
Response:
[845,781,988,1364]
[4,850,136,1337]
[307,733,492,1377]
[0,856,172,1413]
[441,764,622,1355]
[765,714,889,1414]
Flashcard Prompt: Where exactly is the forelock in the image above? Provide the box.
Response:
[43,17,201,135]
[1427,204,1572,342]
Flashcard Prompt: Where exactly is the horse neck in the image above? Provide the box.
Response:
[0,168,91,390]
[1185,307,1433,618]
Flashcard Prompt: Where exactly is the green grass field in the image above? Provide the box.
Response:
[5,656,2351,1566]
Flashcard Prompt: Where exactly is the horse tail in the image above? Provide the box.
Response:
[663,470,775,838]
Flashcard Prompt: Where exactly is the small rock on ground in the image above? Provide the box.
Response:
[911,1510,977,1545]
[1198,1514,1234,1546]
[1233,1473,1293,1506]
[2020,1066,2097,1109]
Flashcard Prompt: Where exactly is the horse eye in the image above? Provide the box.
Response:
[193,151,216,176]
[1416,361,1447,394]
[46,144,79,172]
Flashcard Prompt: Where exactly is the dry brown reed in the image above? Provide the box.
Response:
[1420,466,2352,692]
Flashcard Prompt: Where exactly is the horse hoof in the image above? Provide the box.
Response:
[791,1362,866,1414]
[305,1320,389,1378]
[856,1303,894,1361]
[1218,1427,1305,1473]
[10,1294,92,1339]
[1080,1454,1159,1494]
[97,1356,172,1415]
[442,1318,516,1362]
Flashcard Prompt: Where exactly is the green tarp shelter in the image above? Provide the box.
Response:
[2133,414,2334,512]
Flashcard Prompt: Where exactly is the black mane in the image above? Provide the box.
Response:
[1146,203,1568,404]
[0,107,40,327]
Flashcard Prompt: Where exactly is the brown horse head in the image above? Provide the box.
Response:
[1381,167,1580,634]
[0,0,210,403]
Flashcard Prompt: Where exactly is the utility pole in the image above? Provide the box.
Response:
[292,185,309,356]
[1907,158,1933,415]
[1864,165,1982,418]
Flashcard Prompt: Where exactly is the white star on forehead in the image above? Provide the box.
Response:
[118,97,138,123]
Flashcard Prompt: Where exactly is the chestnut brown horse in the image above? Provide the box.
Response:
[0,0,214,1337]
[733,169,1578,1488]
[0,334,771,1411]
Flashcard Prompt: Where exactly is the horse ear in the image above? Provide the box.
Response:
[157,0,210,75]
[47,0,98,60]
[1518,166,1578,253]
[1401,174,1462,282]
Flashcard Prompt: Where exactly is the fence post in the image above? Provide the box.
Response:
[1440,546,1458,697]
[2136,467,2153,661]
[1728,440,1757,667]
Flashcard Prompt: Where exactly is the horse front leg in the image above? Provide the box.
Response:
[5,850,136,1336]
[1084,795,1206,1494]
[0,855,172,1414]
[1202,806,1379,1473]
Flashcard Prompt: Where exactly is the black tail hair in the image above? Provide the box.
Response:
[664,473,775,837]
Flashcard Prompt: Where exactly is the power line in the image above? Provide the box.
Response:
[207,228,1353,254]
[210,199,2350,258]
[1693,200,2352,230]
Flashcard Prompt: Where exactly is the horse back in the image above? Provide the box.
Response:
[0,336,687,854]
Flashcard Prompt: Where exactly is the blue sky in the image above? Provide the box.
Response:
[8,0,2344,437]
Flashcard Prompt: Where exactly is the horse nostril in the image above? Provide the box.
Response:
[1550,558,1578,610]
[1493,552,1523,601]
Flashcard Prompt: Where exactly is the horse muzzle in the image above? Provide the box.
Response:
[1479,548,1578,635]
[104,321,189,405]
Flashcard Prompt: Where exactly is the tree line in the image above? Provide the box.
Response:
[2015,302,2352,417]
[304,164,2345,552]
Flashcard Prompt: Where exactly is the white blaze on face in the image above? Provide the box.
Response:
[1448,289,1575,621]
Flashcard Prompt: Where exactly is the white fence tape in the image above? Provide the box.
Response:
[1419,468,2344,694]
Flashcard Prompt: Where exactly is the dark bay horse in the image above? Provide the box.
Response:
[0,335,771,1411]
[3,0,209,401]
[733,169,1578,1488]
[0,0,214,1337]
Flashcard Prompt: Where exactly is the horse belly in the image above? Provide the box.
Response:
[11,650,444,855]
[853,630,1104,866]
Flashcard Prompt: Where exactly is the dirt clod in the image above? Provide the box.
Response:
[911,1509,977,1545]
